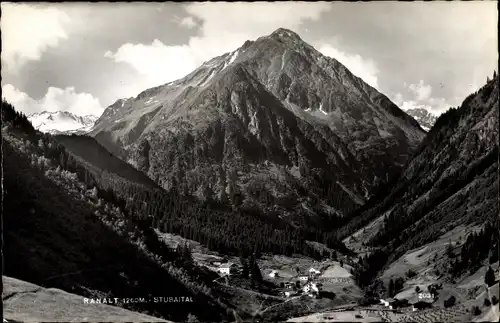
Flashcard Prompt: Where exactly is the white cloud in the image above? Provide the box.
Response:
[104,40,198,89]
[317,44,379,88]
[390,80,452,116]
[408,80,432,101]
[104,2,331,89]
[0,3,72,71]
[392,93,405,106]
[2,84,103,117]
[179,16,197,29]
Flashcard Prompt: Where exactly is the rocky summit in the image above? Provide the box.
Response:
[405,107,438,131]
[90,28,425,220]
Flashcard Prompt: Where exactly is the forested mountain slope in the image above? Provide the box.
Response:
[54,134,158,189]
[3,98,349,272]
[1,100,229,322]
[343,75,499,288]
[51,129,351,259]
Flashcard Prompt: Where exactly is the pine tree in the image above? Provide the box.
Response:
[240,257,249,278]
[183,242,193,264]
[446,240,454,257]
[248,255,262,283]
[253,260,262,282]
[485,266,495,287]
[388,279,395,297]
[394,277,404,293]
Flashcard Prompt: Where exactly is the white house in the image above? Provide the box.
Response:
[379,298,396,310]
[309,267,321,276]
[218,263,232,275]
[269,270,278,278]
[299,275,309,281]
[303,282,320,296]
[283,291,293,298]
[218,263,239,276]
[380,299,390,307]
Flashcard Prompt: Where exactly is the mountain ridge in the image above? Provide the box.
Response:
[28,110,98,134]
[90,27,425,220]
[405,107,438,131]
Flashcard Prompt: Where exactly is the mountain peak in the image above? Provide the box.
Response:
[28,110,98,134]
[269,28,303,41]
[405,108,438,131]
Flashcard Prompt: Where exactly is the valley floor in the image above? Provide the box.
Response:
[156,229,500,322]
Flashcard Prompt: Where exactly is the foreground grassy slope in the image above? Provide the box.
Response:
[3,276,172,323]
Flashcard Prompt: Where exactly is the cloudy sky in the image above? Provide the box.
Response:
[1,1,497,117]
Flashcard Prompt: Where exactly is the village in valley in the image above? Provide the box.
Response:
[214,259,327,298]
[210,255,441,309]
[204,247,499,322]
[205,252,360,305]
[156,230,499,322]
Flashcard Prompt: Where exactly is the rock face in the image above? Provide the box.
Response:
[28,111,98,134]
[405,108,438,131]
[91,28,425,218]
[2,276,170,323]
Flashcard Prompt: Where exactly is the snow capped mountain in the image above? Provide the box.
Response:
[28,111,99,134]
[405,108,438,131]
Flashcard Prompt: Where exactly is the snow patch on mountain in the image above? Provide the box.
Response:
[319,103,328,115]
[28,111,98,134]
[280,52,287,71]
[144,97,159,105]
[200,69,218,87]
[222,50,239,71]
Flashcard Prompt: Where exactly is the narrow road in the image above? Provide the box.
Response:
[485,283,499,320]
[445,286,467,304]
[212,276,283,301]
[259,295,302,314]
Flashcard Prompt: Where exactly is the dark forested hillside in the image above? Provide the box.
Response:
[54,134,158,188]
[1,100,228,322]
[343,75,499,287]
[36,119,350,259]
